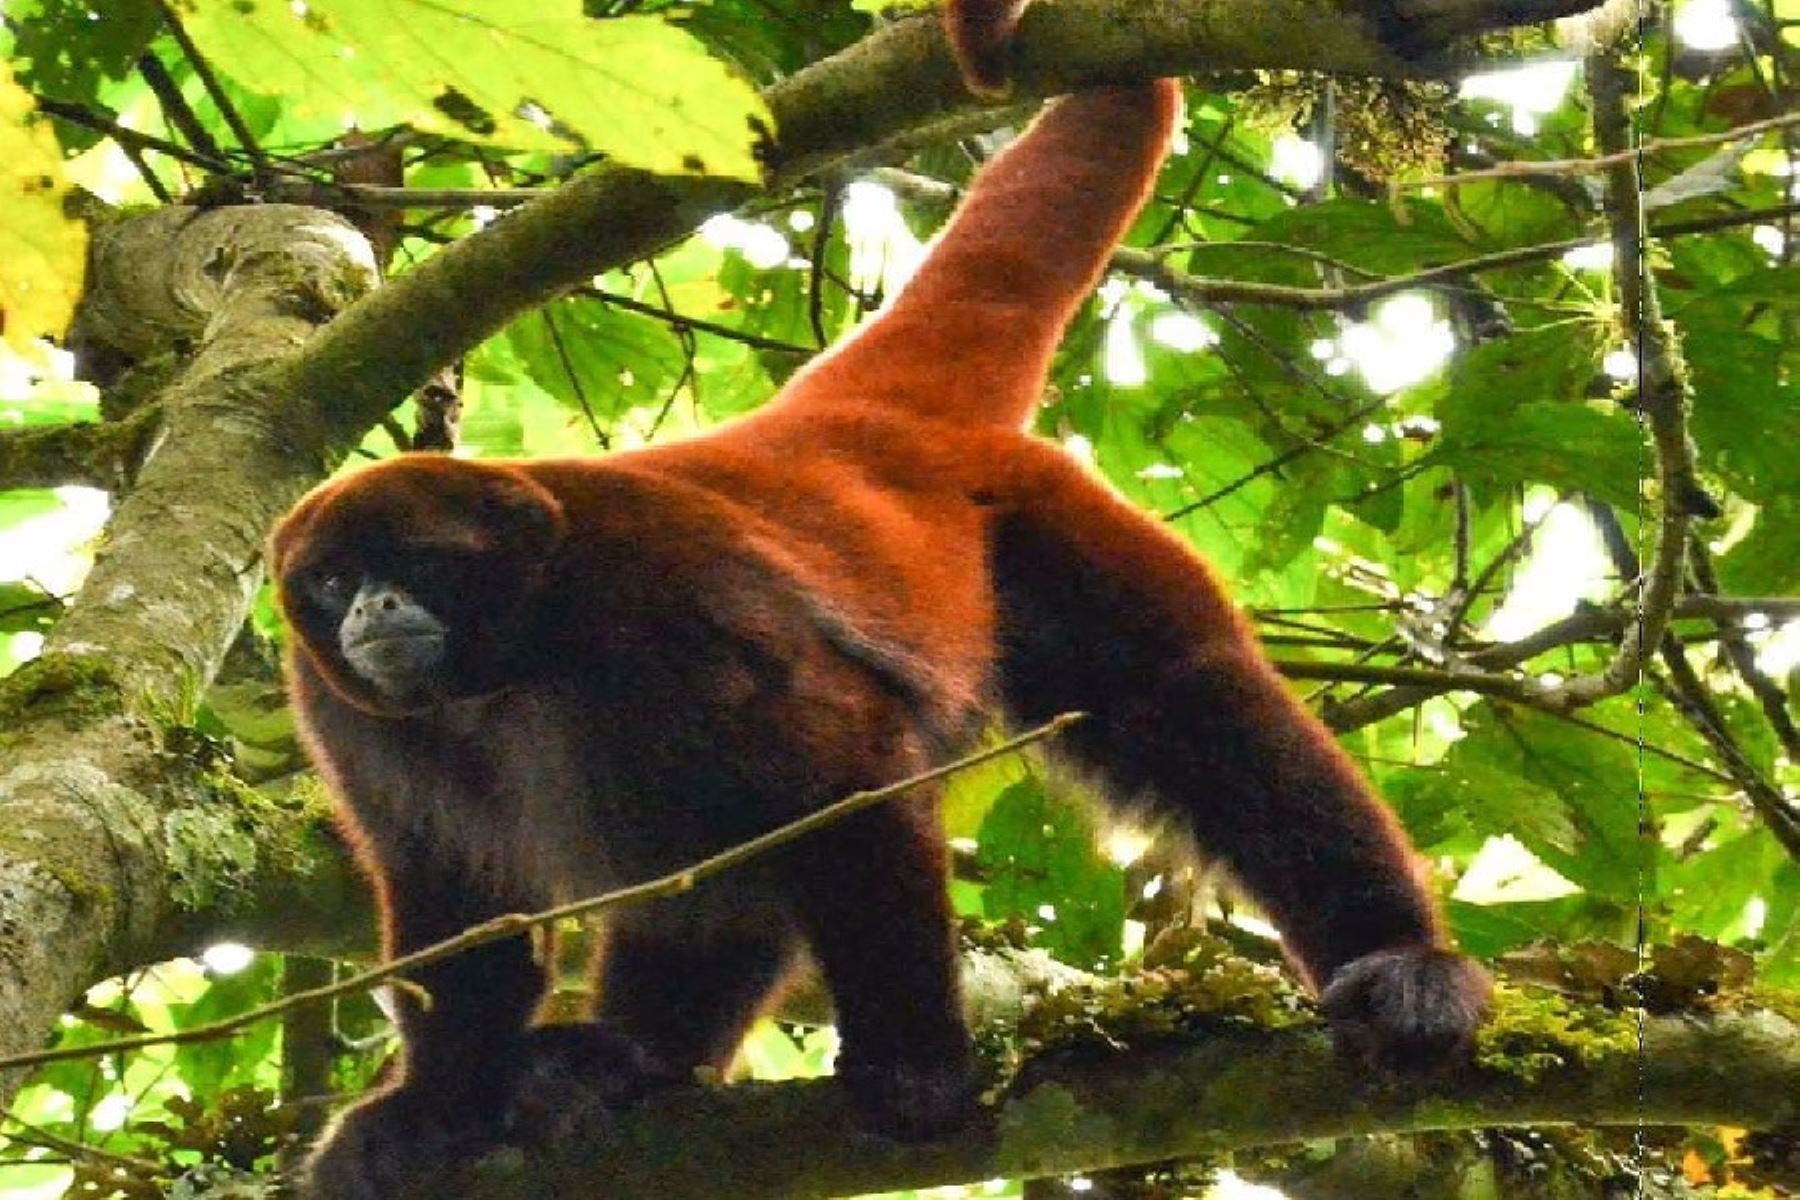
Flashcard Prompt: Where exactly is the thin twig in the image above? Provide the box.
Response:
[1544,54,1701,711]
[1687,537,1800,762]
[1656,642,1800,861]
[583,286,814,356]
[1,1117,162,1174]
[150,0,270,178]
[1397,109,1800,191]
[0,715,1079,1074]
[34,96,233,175]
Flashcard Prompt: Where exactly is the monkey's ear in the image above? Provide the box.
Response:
[481,470,567,554]
[268,492,321,573]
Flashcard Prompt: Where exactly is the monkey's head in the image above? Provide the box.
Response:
[271,455,567,716]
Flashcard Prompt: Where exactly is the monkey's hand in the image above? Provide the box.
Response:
[1320,945,1492,1070]
[299,1084,499,1200]
[503,1022,670,1145]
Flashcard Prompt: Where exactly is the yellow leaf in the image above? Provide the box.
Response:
[0,64,87,357]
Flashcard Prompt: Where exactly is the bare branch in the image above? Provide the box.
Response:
[0,716,1076,1075]
[1396,109,1800,190]
[1540,54,1705,711]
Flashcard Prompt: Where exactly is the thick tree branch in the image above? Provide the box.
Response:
[266,0,1609,460]
[417,1005,1800,1200]
[0,204,377,1109]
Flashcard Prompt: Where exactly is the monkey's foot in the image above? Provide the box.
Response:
[1321,945,1492,1070]
[300,1085,496,1200]
[839,1052,981,1142]
[503,1022,669,1144]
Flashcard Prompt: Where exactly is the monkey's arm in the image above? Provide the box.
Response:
[293,672,550,1198]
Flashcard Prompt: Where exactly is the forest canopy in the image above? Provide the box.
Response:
[0,0,1797,1196]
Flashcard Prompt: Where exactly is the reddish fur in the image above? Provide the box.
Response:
[277,19,1487,1196]
[945,0,1029,95]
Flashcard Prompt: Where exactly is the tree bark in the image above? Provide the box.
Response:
[419,1007,1800,1199]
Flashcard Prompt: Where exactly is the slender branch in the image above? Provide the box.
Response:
[1687,539,1800,762]
[1398,109,1800,190]
[1276,657,1552,698]
[882,180,1800,314]
[1132,200,1800,307]
[1541,54,1700,711]
[1163,393,1390,519]
[149,0,269,177]
[0,715,1077,1074]
[33,96,234,175]
[1307,595,1795,732]
[1657,644,1800,860]
[1,1116,162,1174]
[583,287,814,356]
[135,50,224,163]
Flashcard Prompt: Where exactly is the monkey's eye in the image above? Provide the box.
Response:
[306,571,354,610]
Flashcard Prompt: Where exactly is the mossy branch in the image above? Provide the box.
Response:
[414,997,1800,1200]
[268,0,1613,460]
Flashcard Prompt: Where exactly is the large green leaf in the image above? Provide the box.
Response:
[508,296,691,425]
[1248,198,1474,275]
[976,780,1125,970]
[1763,862,1800,987]
[183,0,769,177]
[5,0,160,118]
[1392,704,1654,900]
[1415,323,1638,510]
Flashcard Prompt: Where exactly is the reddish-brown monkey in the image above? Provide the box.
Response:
[276,6,1489,1195]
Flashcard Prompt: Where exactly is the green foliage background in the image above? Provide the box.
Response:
[0,0,1796,1194]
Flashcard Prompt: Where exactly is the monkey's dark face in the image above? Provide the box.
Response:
[271,457,567,717]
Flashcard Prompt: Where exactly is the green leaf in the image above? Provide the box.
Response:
[5,0,161,118]
[184,0,769,177]
[1248,198,1474,275]
[1395,704,1654,900]
[1666,822,1787,943]
[1242,474,1327,578]
[1704,264,1800,306]
[1432,403,1644,508]
[169,957,282,1098]
[507,297,690,424]
[1683,319,1799,507]
[0,580,60,635]
[976,780,1125,970]
[1762,861,1800,987]
[1718,492,1800,595]
[1445,895,1632,958]
[1430,324,1606,423]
